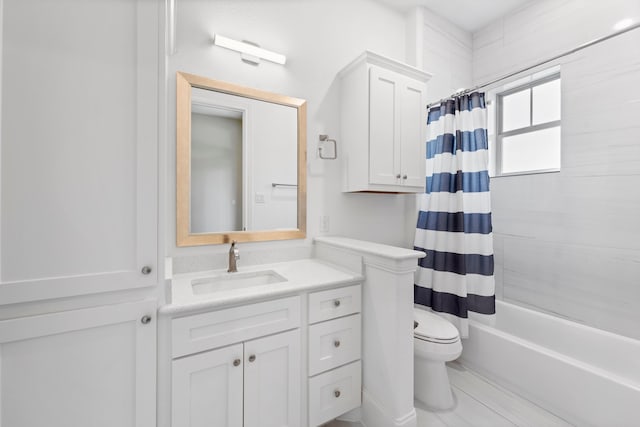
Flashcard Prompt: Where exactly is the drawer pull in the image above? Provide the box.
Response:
[248,355,256,362]
[333,299,341,307]
[334,340,341,348]
[233,359,241,367]
[141,315,152,324]
[334,389,341,398]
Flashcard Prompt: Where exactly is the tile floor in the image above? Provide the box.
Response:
[324,362,573,427]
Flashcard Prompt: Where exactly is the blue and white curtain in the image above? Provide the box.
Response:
[414,92,495,337]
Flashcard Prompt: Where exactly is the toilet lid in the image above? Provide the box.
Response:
[414,310,460,343]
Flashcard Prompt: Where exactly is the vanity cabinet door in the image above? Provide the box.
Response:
[0,300,157,427]
[244,329,301,427]
[172,343,244,427]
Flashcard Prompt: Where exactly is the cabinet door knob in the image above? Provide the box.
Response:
[233,359,241,367]
[141,315,152,324]
[334,390,341,398]
[334,340,341,348]
[396,174,401,179]
[248,355,256,362]
[141,266,152,275]
[333,299,341,308]
[402,175,407,180]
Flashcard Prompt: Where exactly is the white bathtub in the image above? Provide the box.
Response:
[460,300,640,427]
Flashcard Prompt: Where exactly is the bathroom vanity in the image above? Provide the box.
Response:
[159,237,425,427]
[159,257,364,427]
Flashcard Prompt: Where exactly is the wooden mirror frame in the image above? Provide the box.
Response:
[176,71,307,246]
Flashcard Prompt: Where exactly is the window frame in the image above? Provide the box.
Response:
[494,72,561,177]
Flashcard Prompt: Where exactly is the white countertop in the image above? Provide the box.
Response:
[161,258,363,316]
[314,236,425,260]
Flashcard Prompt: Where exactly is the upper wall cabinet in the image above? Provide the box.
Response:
[339,51,431,193]
[0,0,160,304]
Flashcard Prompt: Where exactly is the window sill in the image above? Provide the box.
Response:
[490,168,560,178]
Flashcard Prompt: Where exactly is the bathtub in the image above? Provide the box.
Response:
[460,300,640,427]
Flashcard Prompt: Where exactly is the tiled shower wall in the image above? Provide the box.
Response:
[474,0,640,340]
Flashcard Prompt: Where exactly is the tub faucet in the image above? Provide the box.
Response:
[228,241,239,273]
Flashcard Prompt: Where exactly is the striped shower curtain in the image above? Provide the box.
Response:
[414,92,495,337]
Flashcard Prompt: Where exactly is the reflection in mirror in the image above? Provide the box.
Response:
[190,103,243,233]
[176,72,307,246]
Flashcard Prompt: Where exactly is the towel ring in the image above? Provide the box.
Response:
[318,134,337,160]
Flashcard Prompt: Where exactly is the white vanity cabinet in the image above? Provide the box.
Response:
[307,284,362,426]
[170,296,302,427]
[339,51,431,193]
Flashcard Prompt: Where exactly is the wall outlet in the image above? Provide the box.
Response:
[320,215,330,233]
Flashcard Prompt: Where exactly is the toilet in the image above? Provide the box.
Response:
[414,308,462,410]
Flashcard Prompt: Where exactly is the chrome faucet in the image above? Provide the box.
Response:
[228,241,239,273]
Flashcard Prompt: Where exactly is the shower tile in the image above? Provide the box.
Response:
[502,236,640,340]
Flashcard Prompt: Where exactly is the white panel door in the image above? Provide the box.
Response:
[244,329,301,427]
[400,77,427,188]
[172,343,244,427]
[0,300,157,427]
[369,65,401,186]
[0,0,159,304]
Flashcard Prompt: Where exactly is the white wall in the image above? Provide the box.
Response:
[167,0,413,261]
[473,0,640,339]
[403,7,473,247]
[421,9,473,104]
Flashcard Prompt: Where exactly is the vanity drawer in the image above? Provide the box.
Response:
[308,360,362,426]
[172,296,300,358]
[308,314,361,376]
[308,284,361,324]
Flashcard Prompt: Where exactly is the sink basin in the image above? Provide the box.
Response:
[192,270,288,295]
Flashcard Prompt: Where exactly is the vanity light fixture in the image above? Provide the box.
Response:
[213,33,287,65]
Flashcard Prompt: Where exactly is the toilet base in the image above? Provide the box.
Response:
[414,357,455,411]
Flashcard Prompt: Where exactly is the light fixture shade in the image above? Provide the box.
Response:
[213,33,287,65]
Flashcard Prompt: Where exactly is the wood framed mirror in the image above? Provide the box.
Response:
[176,72,307,246]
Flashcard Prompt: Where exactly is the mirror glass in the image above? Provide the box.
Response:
[177,72,307,246]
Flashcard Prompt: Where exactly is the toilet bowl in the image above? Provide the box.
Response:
[414,308,462,410]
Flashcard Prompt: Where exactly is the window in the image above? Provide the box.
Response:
[493,73,561,176]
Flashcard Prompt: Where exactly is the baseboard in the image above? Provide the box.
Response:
[360,390,417,427]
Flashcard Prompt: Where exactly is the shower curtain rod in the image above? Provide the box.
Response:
[425,21,640,110]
